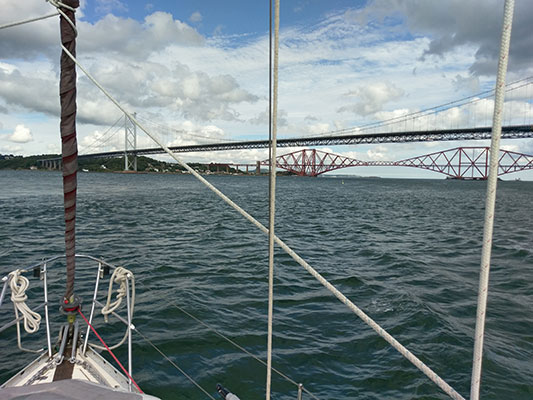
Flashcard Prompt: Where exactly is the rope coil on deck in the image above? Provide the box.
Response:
[101,267,135,323]
[9,270,41,333]
[89,267,135,351]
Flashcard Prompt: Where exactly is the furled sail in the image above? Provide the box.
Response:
[59,0,79,301]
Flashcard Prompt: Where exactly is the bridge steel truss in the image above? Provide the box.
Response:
[390,147,533,179]
[261,149,367,176]
[265,147,533,179]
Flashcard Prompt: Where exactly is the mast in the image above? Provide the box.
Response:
[59,0,80,303]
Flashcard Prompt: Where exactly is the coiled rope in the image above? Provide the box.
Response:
[8,270,41,333]
[91,267,135,351]
[101,267,135,322]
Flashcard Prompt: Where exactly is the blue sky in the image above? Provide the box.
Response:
[1,0,532,179]
[81,0,368,37]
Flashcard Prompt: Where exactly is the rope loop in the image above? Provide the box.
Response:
[89,266,135,351]
[101,266,134,323]
[9,270,41,333]
[46,0,78,37]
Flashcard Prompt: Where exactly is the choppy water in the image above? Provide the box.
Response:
[0,169,532,399]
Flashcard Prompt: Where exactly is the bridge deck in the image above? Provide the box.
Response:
[81,125,533,159]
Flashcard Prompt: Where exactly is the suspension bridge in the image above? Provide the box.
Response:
[38,76,533,178]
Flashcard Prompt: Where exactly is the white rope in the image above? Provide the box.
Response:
[0,13,59,30]
[91,266,135,351]
[9,270,41,333]
[60,45,464,400]
[101,267,134,322]
[47,0,77,36]
[266,1,280,399]
[470,1,515,399]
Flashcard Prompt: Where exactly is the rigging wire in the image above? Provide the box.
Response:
[135,281,320,400]
[134,328,217,400]
[0,12,59,30]
[77,308,143,394]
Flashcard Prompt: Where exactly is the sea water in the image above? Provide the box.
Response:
[0,170,531,399]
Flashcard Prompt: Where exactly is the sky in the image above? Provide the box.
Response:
[1,0,532,179]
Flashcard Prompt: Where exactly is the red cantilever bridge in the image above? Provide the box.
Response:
[258,147,533,179]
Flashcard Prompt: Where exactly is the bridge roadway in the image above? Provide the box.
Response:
[80,124,533,158]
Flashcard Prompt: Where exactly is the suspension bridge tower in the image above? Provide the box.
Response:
[124,112,137,171]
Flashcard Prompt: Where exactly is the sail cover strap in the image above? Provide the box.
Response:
[59,0,79,301]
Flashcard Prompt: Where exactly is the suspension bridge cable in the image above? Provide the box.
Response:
[81,127,121,154]
[471,1,515,399]
[134,328,216,400]
[351,76,533,131]
[298,75,533,139]
[79,114,124,155]
[82,124,122,150]
[135,281,320,400]
[60,43,465,400]
[136,116,238,144]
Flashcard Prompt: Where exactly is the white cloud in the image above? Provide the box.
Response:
[1,144,22,153]
[452,74,480,93]
[249,108,288,127]
[46,143,60,153]
[77,12,205,58]
[338,82,405,116]
[189,11,202,23]
[7,124,33,143]
[366,145,388,160]
[305,122,330,135]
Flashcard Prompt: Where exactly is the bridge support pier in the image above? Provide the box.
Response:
[256,161,261,175]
